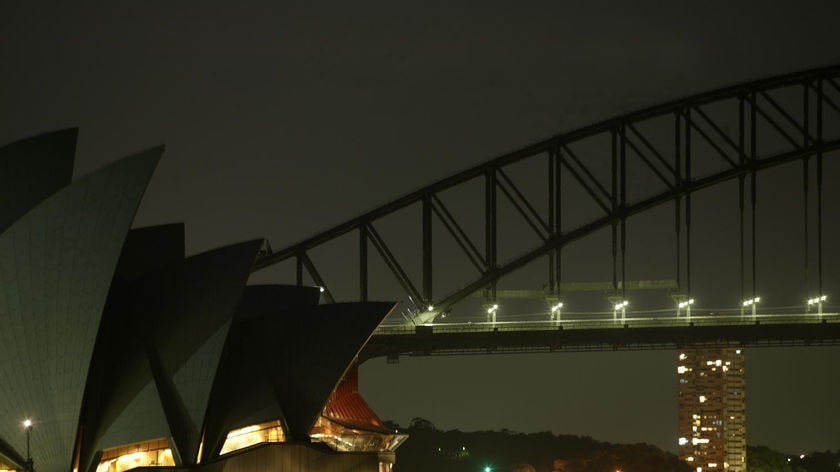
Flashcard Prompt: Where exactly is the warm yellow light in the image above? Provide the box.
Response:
[742,297,760,306]
[808,295,828,305]
[96,449,174,472]
[220,420,286,455]
[23,419,32,428]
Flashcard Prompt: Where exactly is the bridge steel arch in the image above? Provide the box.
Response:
[254,64,840,322]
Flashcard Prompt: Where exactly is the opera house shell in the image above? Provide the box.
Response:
[0,130,405,472]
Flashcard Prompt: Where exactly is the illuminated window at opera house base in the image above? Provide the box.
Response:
[218,416,406,467]
[95,438,175,472]
[218,416,405,472]
[218,364,407,471]
[309,416,407,453]
[219,419,286,455]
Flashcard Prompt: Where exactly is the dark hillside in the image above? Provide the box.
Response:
[391,418,690,472]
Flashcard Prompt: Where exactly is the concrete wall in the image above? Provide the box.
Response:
[131,443,380,472]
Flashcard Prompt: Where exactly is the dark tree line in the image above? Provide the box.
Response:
[390,418,839,472]
[393,418,688,472]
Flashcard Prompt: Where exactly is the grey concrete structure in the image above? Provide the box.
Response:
[202,295,394,457]
[0,130,399,472]
[0,130,162,472]
[78,232,263,472]
[132,443,381,472]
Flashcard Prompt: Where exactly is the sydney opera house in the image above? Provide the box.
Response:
[0,129,405,472]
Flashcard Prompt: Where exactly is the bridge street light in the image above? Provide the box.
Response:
[484,303,499,324]
[549,301,563,321]
[741,297,760,317]
[613,300,629,322]
[807,295,827,315]
[678,299,695,319]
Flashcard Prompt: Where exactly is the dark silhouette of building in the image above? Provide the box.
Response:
[0,129,404,472]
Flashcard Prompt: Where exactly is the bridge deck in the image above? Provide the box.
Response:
[361,313,840,361]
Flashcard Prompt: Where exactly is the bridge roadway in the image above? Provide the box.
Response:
[359,312,840,361]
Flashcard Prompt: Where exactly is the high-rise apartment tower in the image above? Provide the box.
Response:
[677,348,746,472]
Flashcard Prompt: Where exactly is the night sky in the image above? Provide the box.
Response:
[2,1,840,456]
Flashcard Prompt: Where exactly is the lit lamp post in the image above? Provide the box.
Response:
[807,295,827,315]
[550,301,563,321]
[741,297,760,317]
[23,419,33,472]
[613,300,629,322]
[678,299,695,319]
[484,303,499,324]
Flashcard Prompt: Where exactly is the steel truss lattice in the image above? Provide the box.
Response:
[254,65,840,321]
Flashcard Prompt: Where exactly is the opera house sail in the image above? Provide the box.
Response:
[0,130,404,472]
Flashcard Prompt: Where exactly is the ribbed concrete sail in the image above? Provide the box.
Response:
[202,298,395,454]
[173,324,231,442]
[97,379,171,452]
[201,318,287,460]
[78,240,261,471]
[0,128,76,234]
[77,224,186,472]
[201,285,322,458]
[112,224,186,282]
[250,302,396,442]
[0,146,162,472]
[154,241,262,464]
[0,130,403,472]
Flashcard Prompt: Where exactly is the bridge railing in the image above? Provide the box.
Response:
[373,312,839,335]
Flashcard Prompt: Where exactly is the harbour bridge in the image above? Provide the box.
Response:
[252,65,840,359]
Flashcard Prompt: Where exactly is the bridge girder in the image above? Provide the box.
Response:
[361,318,840,361]
[253,64,840,320]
